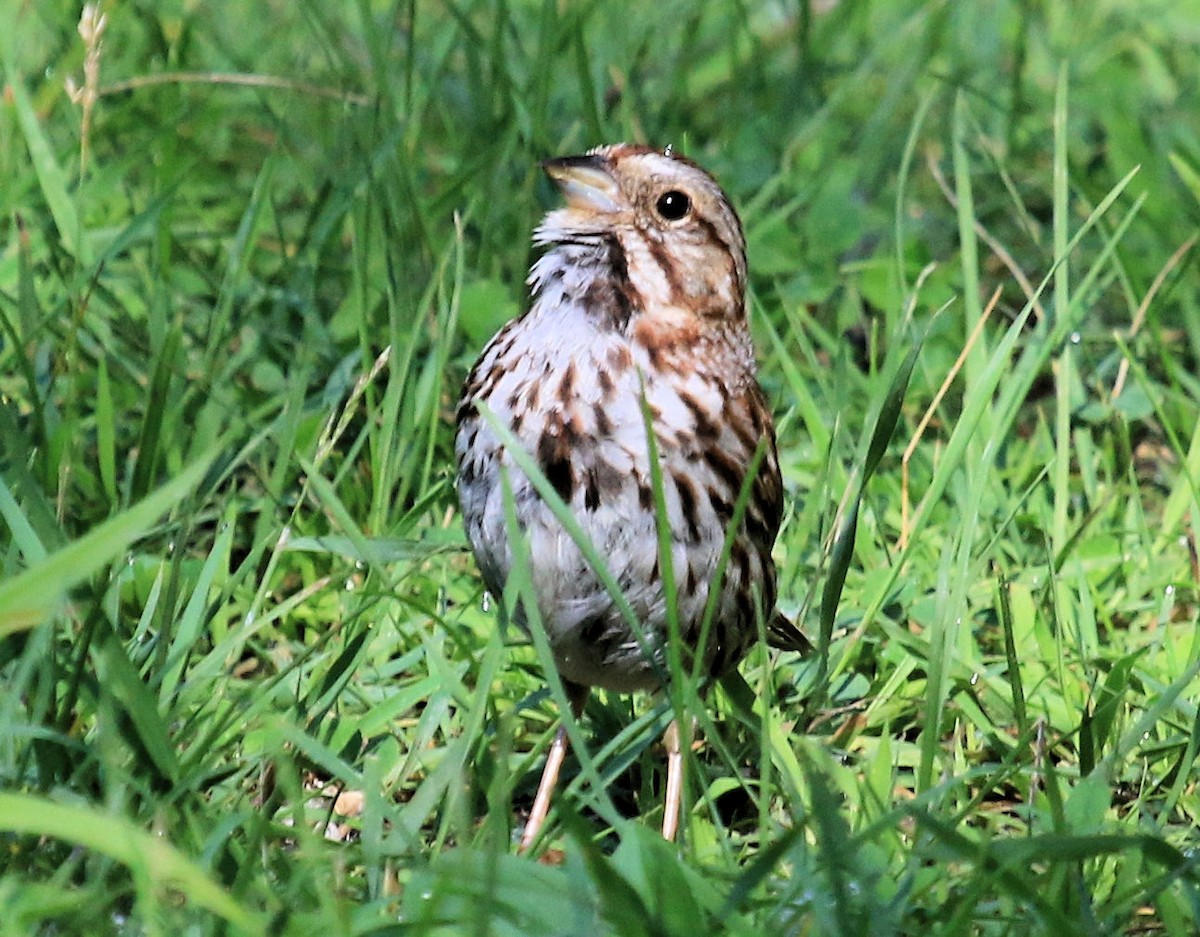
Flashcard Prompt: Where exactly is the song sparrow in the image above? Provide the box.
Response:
[455,143,807,849]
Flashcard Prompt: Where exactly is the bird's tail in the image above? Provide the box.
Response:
[766,610,813,655]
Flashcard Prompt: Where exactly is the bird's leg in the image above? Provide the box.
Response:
[662,718,684,841]
[662,702,701,841]
[519,725,569,852]
[520,680,587,853]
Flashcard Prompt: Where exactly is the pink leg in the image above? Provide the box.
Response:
[520,723,570,852]
[519,682,587,853]
[662,718,683,841]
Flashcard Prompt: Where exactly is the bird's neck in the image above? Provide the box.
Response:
[528,236,639,332]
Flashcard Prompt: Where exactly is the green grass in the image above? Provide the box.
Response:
[2,1,1200,934]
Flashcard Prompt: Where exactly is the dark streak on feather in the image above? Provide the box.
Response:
[537,431,574,503]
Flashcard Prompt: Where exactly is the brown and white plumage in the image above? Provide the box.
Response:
[455,143,805,848]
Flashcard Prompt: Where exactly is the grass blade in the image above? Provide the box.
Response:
[0,452,216,634]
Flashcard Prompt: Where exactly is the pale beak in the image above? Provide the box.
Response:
[542,155,621,213]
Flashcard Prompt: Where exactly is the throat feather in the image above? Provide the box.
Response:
[531,236,640,331]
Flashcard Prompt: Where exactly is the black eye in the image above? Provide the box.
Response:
[655,190,691,221]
